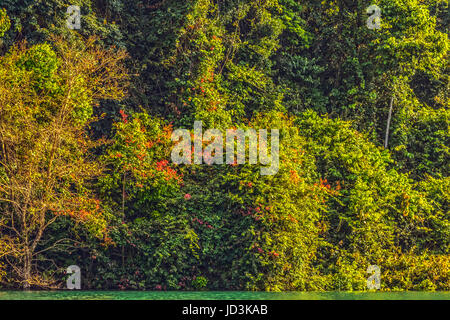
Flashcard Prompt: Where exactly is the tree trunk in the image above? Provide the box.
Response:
[23,251,32,290]
[384,96,394,149]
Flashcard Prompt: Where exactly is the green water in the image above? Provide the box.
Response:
[0,291,449,300]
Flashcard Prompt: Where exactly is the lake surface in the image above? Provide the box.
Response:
[0,291,449,300]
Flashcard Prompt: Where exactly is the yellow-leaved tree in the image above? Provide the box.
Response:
[0,33,129,288]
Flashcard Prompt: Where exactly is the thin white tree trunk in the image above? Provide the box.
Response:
[385,96,394,149]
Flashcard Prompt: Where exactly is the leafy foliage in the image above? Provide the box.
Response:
[0,1,448,290]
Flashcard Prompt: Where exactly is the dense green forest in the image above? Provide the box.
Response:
[0,0,448,291]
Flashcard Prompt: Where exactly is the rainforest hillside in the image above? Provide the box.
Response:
[0,0,448,290]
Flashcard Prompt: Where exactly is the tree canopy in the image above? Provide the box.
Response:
[0,0,448,290]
